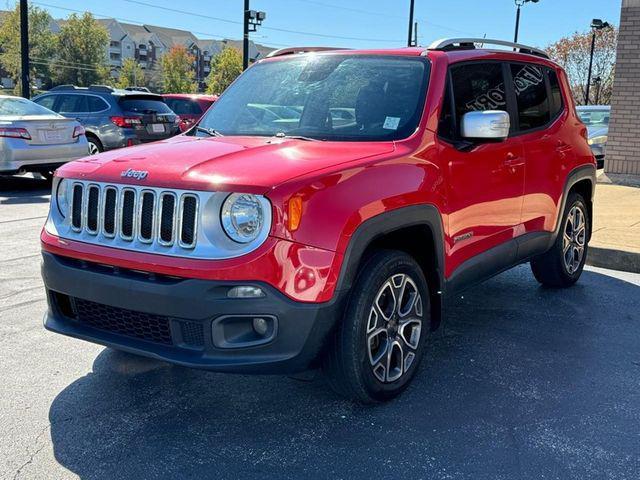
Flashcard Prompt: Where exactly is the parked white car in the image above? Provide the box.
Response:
[0,95,88,180]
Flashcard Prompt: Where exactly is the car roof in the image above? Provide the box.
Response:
[162,93,218,101]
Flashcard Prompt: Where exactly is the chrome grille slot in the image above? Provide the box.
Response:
[158,193,176,245]
[138,190,156,243]
[120,189,136,240]
[86,185,100,234]
[179,195,198,248]
[71,184,83,231]
[103,187,117,237]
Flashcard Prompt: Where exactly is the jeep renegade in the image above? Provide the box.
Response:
[41,40,596,403]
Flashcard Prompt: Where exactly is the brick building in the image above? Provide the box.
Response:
[605,0,640,179]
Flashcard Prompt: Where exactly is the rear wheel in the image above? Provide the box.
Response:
[531,192,589,287]
[87,137,102,155]
[323,250,430,403]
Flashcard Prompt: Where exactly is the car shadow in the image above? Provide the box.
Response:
[0,175,50,204]
[47,266,640,479]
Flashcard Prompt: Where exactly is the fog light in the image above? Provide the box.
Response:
[227,286,265,298]
[252,317,269,336]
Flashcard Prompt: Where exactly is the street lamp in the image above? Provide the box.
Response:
[243,1,266,70]
[514,0,540,44]
[585,19,611,105]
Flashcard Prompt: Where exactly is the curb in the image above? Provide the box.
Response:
[587,246,640,274]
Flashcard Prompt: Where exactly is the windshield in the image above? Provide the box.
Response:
[0,96,59,117]
[577,108,610,127]
[194,55,429,141]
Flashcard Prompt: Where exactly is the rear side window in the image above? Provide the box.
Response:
[119,97,173,114]
[57,94,88,114]
[87,96,109,112]
[165,98,202,115]
[548,69,564,118]
[511,64,550,131]
[439,62,507,140]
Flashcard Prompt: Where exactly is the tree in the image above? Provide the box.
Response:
[54,12,110,86]
[0,3,57,95]
[546,26,618,105]
[206,47,242,95]
[160,46,197,93]
[115,58,146,89]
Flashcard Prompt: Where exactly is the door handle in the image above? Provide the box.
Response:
[503,153,523,167]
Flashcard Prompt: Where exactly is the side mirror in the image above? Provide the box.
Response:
[461,110,510,141]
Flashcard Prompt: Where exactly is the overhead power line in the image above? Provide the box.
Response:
[123,0,405,43]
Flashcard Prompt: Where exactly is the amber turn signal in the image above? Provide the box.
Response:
[287,197,303,232]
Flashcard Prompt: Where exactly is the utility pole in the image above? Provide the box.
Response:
[243,1,266,70]
[513,0,539,44]
[20,0,29,99]
[243,0,249,70]
[585,19,610,105]
[407,0,415,47]
[413,21,418,47]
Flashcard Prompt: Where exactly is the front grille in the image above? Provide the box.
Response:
[64,297,205,348]
[69,182,198,249]
[74,298,173,345]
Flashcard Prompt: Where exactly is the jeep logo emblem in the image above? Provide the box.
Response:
[121,169,148,180]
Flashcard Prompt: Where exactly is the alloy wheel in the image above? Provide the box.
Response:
[88,142,100,155]
[366,273,423,383]
[563,204,587,274]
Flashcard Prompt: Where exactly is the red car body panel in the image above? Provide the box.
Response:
[42,48,595,302]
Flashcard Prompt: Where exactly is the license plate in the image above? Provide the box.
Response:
[44,129,64,142]
[151,124,165,133]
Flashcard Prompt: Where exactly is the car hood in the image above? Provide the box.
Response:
[57,135,396,193]
[587,125,608,138]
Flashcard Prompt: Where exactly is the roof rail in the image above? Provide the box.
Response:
[266,46,349,58]
[50,84,79,91]
[427,38,549,59]
[88,85,115,93]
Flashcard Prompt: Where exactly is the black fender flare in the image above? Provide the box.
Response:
[551,164,596,245]
[334,203,446,298]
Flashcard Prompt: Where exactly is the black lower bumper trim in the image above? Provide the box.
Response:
[41,252,345,373]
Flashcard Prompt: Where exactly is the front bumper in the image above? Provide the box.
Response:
[42,252,344,373]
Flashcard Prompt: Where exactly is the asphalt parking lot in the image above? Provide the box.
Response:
[1,175,640,480]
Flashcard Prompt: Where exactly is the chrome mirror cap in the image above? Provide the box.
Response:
[461,110,510,140]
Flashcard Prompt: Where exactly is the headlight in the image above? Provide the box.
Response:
[588,135,607,146]
[221,193,265,243]
[55,178,69,218]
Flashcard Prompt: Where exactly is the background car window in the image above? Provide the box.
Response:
[448,62,507,137]
[34,95,56,111]
[548,69,564,118]
[511,64,550,131]
[119,97,174,114]
[165,98,202,115]
[87,96,109,112]
[57,94,88,114]
[577,109,610,126]
[0,97,61,117]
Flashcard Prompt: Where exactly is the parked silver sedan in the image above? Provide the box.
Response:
[0,95,88,180]
[577,105,610,169]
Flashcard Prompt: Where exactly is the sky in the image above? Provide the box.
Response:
[28,0,622,50]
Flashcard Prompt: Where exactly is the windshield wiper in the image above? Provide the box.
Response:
[196,126,224,137]
[274,132,321,142]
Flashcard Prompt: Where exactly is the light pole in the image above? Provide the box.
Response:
[243,1,266,70]
[407,0,415,47]
[514,0,539,44]
[585,19,611,105]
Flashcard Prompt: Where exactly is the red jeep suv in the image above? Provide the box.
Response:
[41,39,596,403]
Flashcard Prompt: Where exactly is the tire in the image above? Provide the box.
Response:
[87,137,102,155]
[531,192,589,287]
[322,250,431,403]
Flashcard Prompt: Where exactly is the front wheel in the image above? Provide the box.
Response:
[88,137,102,155]
[531,192,590,287]
[323,250,431,403]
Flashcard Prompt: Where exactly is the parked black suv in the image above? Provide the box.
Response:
[33,85,180,154]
